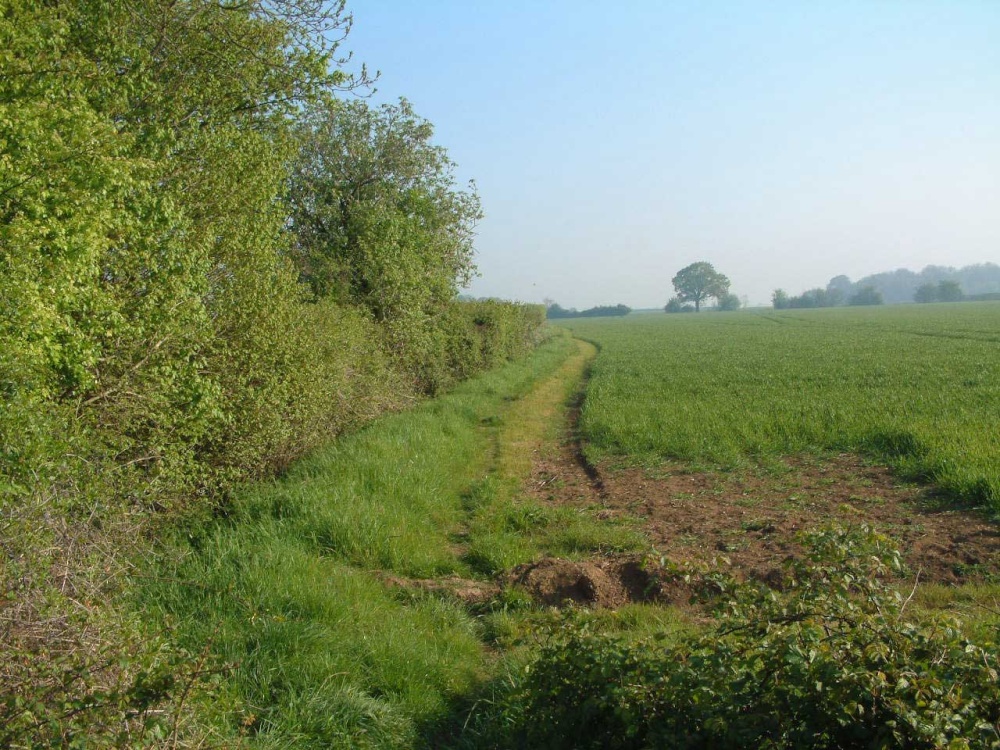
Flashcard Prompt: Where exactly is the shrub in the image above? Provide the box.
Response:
[717,292,741,311]
[504,527,1000,749]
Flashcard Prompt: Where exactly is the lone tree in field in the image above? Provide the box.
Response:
[671,262,730,312]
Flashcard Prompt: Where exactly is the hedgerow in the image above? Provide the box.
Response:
[0,1,543,743]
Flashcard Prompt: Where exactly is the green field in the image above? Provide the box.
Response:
[561,303,1000,508]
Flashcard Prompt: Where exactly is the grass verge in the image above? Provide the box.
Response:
[132,330,647,747]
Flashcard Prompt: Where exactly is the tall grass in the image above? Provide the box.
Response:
[561,303,1000,507]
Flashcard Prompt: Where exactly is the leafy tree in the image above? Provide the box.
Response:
[937,279,963,302]
[664,297,695,313]
[771,289,789,309]
[780,287,843,309]
[546,303,577,319]
[548,303,630,319]
[717,292,741,311]
[577,304,630,318]
[914,283,938,303]
[287,97,481,319]
[849,285,884,306]
[286,97,483,391]
[671,262,730,312]
[826,274,853,301]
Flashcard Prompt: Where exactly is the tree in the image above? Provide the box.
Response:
[914,283,938,303]
[937,280,963,302]
[772,289,790,310]
[287,97,481,321]
[671,262,730,312]
[849,286,884,306]
[826,274,854,302]
[781,288,842,309]
[717,293,741,311]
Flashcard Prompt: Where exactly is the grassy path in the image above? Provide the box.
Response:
[494,337,596,480]
[134,332,642,748]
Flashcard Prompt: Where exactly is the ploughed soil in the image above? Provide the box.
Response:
[522,437,1000,607]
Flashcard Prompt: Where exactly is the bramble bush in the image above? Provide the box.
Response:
[503,527,1000,749]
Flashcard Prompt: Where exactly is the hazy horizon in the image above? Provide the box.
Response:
[346,1,1000,308]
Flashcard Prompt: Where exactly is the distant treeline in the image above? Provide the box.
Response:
[1,2,544,743]
[546,303,632,319]
[773,285,885,309]
[774,263,1000,309]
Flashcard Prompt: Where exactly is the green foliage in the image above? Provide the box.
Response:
[665,297,695,313]
[915,283,939,303]
[717,292,741,311]
[849,285,885,306]
[846,264,997,305]
[500,527,1000,749]
[286,97,486,392]
[774,287,843,309]
[0,1,544,744]
[1,622,215,749]
[546,303,631,319]
[671,262,731,312]
[288,97,480,312]
[561,306,1000,506]
[414,300,547,395]
[938,280,964,303]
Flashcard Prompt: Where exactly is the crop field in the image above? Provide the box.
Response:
[561,302,1000,508]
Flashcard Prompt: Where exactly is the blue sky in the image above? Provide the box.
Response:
[345,1,1000,307]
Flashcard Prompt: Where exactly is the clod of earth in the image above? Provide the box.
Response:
[507,557,657,608]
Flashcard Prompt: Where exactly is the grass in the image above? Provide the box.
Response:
[134,330,647,747]
[559,303,1000,508]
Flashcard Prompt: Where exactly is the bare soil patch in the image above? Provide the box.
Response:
[506,557,655,608]
[530,441,1000,590]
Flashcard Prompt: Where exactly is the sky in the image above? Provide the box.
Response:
[343,1,1000,308]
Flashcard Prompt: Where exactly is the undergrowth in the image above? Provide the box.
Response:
[473,526,1000,749]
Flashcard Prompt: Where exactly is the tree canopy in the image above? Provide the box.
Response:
[287,97,481,318]
[671,262,730,312]
[849,286,884,306]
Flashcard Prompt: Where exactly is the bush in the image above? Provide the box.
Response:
[717,293,741,311]
[502,527,1000,749]
[411,300,546,393]
[665,297,695,313]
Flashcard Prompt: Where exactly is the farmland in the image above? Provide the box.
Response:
[21,303,1000,746]
[561,302,1000,508]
